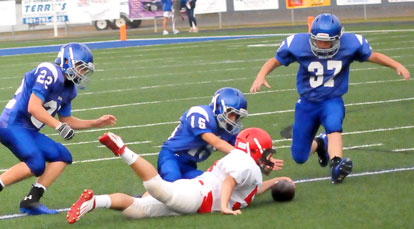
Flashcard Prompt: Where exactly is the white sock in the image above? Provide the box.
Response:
[121,147,139,165]
[94,195,112,209]
[33,182,47,191]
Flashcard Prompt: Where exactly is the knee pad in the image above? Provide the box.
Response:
[143,175,172,203]
[122,198,149,219]
[122,196,181,218]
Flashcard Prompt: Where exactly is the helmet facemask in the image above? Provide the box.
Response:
[56,43,95,90]
[257,148,275,175]
[309,13,344,59]
[216,102,248,135]
[309,29,342,59]
[244,140,275,175]
[65,60,94,90]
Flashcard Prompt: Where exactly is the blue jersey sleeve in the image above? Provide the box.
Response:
[31,63,58,101]
[353,34,372,62]
[58,102,72,117]
[275,35,298,66]
[185,112,213,136]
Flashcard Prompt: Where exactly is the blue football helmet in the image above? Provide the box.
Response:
[210,87,248,135]
[55,43,95,89]
[309,13,343,59]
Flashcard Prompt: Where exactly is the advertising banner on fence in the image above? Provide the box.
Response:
[22,0,67,24]
[0,0,16,26]
[286,0,330,9]
[66,0,120,24]
[234,0,279,11]
[195,0,227,14]
[129,0,163,19]
[336,0,380,5]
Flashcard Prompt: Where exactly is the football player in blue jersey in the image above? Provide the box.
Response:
[250,13,410,184]
[157,87,249,182]
[0,43,117,215]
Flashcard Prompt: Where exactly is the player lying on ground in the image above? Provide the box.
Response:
[67,128,293,224]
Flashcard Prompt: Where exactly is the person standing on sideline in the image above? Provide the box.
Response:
[0,42,117,215]
[250,13,410,184]
[185,0,198,33]
[162,0,180,35]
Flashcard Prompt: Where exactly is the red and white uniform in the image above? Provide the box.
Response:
[122,149,263,218]
[198,149,262,212]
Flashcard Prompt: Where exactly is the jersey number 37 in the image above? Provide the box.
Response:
[308,60,342,88]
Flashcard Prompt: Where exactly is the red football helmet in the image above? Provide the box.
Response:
[235,128,275,175]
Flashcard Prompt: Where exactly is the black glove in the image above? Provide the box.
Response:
[56,122,74,140]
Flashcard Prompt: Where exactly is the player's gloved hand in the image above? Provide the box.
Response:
[56,122,75,140]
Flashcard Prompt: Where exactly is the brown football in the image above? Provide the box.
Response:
[271,180,295,201]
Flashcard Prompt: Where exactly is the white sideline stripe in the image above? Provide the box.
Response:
[71,152,160,164]
[295,167,414,184]
[0,63,411,99]
[0,142,389,172]
[97,141,152,148]
[0,152,161,172]
[68,78,408,112]
[250,97,414,117]
[0,208,70,220]
[1,165,413,220]
[1,78,407,105]
[343,143,383,150]
[272,143,382,149]
[272,124,414,143]
[63,140,151,146]
[393,148,414,152]
[47,97,413,137]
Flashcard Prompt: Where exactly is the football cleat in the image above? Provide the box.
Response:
[331,158,353,184]
[20,203,58,215]
[99,132,126,156]
[315,132,329,167]
[67,189,95,224]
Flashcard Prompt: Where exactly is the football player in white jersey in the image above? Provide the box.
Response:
[66,128,293,224]
[250,13,410,184]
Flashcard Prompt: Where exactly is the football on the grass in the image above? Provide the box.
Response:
[271,180,295,201]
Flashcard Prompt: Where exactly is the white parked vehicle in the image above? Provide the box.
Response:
[93,0,142,30]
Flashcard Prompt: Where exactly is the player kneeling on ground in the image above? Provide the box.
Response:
[67,128,294,224]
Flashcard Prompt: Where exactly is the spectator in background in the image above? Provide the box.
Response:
[185,0,198,33]
[162,0,179,35]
